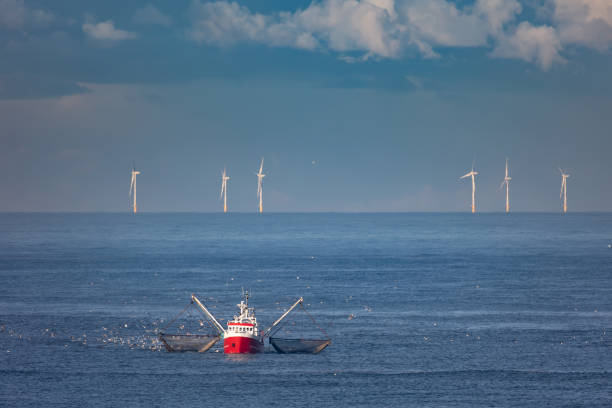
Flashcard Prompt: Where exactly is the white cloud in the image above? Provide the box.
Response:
[552,0,612,51]
[398,0,488,47]
[82,20,137,41]
[188,0,398,55]
[133,4,172,27]
[187,0,527,61]
[292,0,401,56]
[0,0,54,29]
[475,0,522,33]
[188,2,271,46]
[188,0,487,58]
[492,22,564,70]
[187,0,612,70]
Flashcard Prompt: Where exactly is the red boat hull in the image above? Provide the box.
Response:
[223,336,264,354]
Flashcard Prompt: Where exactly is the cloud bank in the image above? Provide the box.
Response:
[187,0,612,70]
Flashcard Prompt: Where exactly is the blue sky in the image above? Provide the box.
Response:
[1,0,611,212]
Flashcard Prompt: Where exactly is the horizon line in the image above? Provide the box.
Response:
[1,211,610,215]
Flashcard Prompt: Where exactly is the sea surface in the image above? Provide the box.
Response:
[1,213,611,407]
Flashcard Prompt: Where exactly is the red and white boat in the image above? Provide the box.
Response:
[222,292,264,354]
[188,292,320,354]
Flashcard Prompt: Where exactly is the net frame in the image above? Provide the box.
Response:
[158,299,222,353]
[268,302,331,354]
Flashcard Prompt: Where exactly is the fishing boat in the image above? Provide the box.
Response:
[160,292,330,354]
[222,292,264,353]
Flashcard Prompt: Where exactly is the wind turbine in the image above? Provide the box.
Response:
[220,167,230,213]
[129,165,141,214]
[499,158,511,213]
[559,168,570,213]
[460,163,479,213]
[256,158,265,213]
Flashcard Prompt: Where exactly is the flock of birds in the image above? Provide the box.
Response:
[2,309,607,354]
[129,157,572,214]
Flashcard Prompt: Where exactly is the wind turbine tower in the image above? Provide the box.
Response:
[220,168,230,213]
[500,158,511,213]
[129,165,141,214]
[559,168,570,213]
[460,163,479,213]
[256,158,265,213]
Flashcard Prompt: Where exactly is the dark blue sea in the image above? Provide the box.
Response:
[1,213,611,407]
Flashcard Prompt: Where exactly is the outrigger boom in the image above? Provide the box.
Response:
[191,294,226,335]
[262,297,303,339]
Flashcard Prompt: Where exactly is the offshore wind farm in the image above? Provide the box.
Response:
[129,157,572,214]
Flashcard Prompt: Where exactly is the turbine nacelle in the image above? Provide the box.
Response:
[559,168,570,178]
[460,171,478,179]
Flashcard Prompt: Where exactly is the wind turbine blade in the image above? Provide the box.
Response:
[259,158,264,174]
[460,172,471,179]
[499,180,505,190]
[130,174,135,195]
